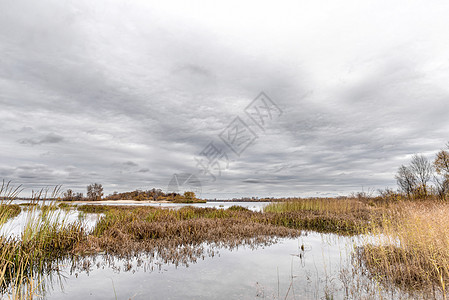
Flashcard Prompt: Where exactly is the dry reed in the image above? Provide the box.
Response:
[357,201,449,298]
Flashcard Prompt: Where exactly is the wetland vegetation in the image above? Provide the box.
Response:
[2,192,449,299]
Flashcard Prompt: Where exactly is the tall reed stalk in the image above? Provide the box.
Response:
[1,184,85,299]
[358,201,449,298]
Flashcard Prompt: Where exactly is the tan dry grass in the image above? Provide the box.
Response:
[358,201,449,297]
[263,197,382,234]
[78,207,301,259]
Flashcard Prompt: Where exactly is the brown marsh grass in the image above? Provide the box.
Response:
[1,203,86,299]
[71,199,383,266]
[263,197,383,234]
[0,204,21,224]
[0,185,86,299]
[80,206,302,261]
[76,204,111,214]
[357,201,449,298]
[0,181,22,225]
[264,197,368,214]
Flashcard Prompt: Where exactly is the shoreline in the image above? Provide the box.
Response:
[14,199,274,204]
[59,199,173,204]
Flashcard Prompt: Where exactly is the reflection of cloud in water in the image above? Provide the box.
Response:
[5,232,436,300]
[29,234,383,299]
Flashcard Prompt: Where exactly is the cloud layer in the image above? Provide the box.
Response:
[1,0,449,198]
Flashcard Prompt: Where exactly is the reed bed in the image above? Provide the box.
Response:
[57,202,74,210]
[0,204,21,224]
[18,203,38,207]
[80,206,301,260]
[0,181,22,225]
[264,197,367,214]
[357,201,449,297]
[76,204,111,214]
[0,183,86,299]
[73,201,382,267]
[263,198,382,234]
[1,201,86,298]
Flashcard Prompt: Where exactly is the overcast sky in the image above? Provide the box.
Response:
[1,0,449,198]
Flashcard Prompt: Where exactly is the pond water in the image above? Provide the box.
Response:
[10,200,269,212]
[38,233,362,300]
[0,209,101,238]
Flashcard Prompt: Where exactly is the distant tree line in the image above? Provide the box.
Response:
[62,183,103,201]
[104,188,169,201]
[62,189,84,201]
[61,185,200,202]
[395,142,449,200]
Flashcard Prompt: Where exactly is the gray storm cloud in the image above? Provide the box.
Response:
[1,0,448,198]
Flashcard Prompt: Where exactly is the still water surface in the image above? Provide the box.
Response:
[1,204,424,299]
[43,233,356,299]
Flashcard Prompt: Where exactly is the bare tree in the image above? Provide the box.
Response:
[395,165,417,197]
[433,175,449,200]
[73,192,84,201]
[87,183,103,201]
[63,189,74,201]
[87,185,94,200]
[409,154,433,196]
[434,146,449,175]
[433,143,449,200]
